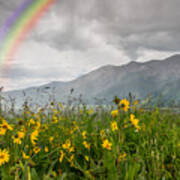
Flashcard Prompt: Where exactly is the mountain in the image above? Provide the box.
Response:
[2,54,180,108]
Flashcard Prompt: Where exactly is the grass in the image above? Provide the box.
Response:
[0,98,179,179]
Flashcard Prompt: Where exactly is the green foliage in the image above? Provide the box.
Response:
[0,100,179,179]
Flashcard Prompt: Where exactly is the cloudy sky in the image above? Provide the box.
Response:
[0,0,180,90]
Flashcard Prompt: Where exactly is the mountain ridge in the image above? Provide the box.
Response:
[2,54,180,107]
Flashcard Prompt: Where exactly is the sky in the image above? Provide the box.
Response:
[0,0,180,90]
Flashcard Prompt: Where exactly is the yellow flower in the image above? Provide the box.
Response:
[28,118,35,126]
[20,126,27,133]
[85,156,89,161]
[44,146,49,152]
[111,121,118,131]
[12,135,22,145]
[69,146,75,153]
[33,146,41,154]
[124,124,128,128]
[82,131,87,139]
[133,100,138,106]
[62,139,71,150]
[130,114,141,130]
[22,151,30,160]
[17,131,25,139]
[18,120,24,126]
[102,139,112,150]
[111,109,119,118]
[100,130,106,138]
[0,120,13,135]
[49,136,54,143]
[59,150,64,163]
[36,121,41,129]
[83,141,90,150]
[52,115,58,124]
[31,130,39,146]
[0,149,9,166]
[118,99,130,112]
[88,108,94,115]
[118,153,127,162]
[69,154,74,162]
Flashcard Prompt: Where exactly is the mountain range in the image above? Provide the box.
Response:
[2,54,180,108]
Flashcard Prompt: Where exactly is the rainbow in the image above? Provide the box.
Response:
[0,0,55,72]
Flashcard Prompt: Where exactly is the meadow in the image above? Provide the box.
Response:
[0,98,180,179]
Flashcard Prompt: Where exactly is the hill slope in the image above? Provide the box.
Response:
[2,54,180,107]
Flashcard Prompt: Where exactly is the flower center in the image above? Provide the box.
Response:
[0,155,4,159]
[2,125,7,129]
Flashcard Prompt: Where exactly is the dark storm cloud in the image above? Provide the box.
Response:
[0,0,180,90]
[31,0,180,57]
[1,0,180,57]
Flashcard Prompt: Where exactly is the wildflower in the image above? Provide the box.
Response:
[28,118,35,126]
[102,139,112,150]
[0,120,13,135]
[111,121,118,131]
[20,126,27,133]
[0,149,9,166]
[82,131,87,139]
[62,139,71,150]
[12,135,22,145]
[133,100,138,106]
[31,130,39,146]
[33,146,41,154]
[69,146,75,153]
[113,96,121,105]
[52,115,58,124]
[111,109,119,118]
[118,153,127,162]
[88,108,94,115]
[18,120,24,126]
[59,150,64,163]
[83,141,90,150]
[69,154,74,163]
[118,99,130,112]
[130,114,141,130]
[70,129,74,134]
[17,131,25,139]
[36,121,41,129]
[100,130,106,138]
[44,146,49,152]
[22,151,30,160]
[85,156,89,161]
[49,136,54,143]
[124,124,128,128]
